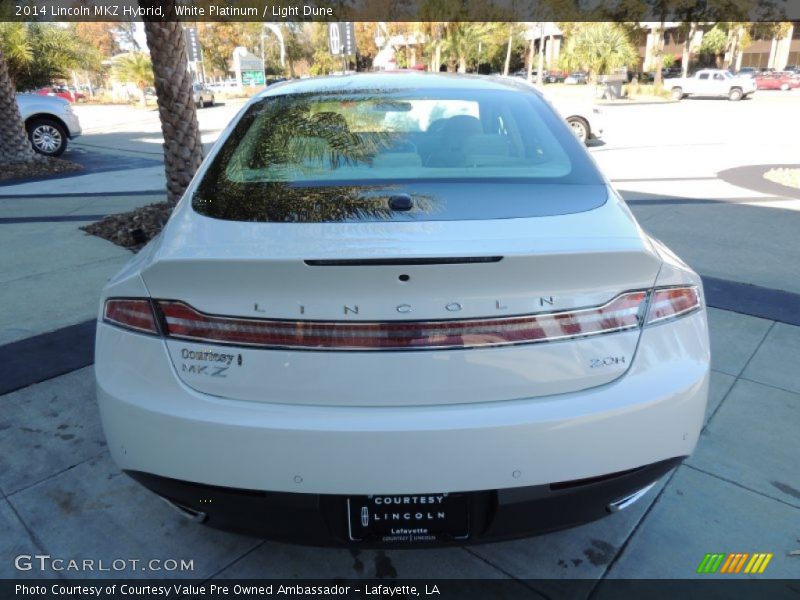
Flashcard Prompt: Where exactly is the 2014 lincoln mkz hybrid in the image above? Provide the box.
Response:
[95,73,709,546]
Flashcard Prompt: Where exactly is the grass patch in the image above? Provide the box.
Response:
[622,81,673,99]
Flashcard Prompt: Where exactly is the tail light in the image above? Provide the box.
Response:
[102,286,700,350]
[153,292,647,350]
[645,286,701,325]
[103,299,159,335]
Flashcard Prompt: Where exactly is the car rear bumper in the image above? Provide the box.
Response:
[63,112,82,138]
[127,456,683,547]
[590,117,604,140]
[96,308,709,498]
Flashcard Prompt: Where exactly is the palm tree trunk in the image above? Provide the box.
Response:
[653,23,665,88]
[503,30,513,76]
[526,38,534,82]
[139,1,203,205]
[0,50,39,165]
[681,23,696,78]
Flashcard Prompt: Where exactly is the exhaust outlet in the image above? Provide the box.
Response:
[607,482,656,513]
[160,497,207,523]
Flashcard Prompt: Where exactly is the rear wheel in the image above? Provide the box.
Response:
[566,117,589,144]
[26,118,67,157]
[670,87,683,101]
[780,82,790,91]
[728,87,743,101]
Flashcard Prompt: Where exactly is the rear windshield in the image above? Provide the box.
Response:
[193,87,604,222]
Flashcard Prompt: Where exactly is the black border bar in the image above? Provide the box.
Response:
[1,579,799,600]
[2,0,799,22]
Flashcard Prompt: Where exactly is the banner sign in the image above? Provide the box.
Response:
[328,22,356,56]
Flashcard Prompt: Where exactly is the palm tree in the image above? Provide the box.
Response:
[443,23,492,73]
[0,24,39,165]
[698,24,728,67]
[113,52,154,107]
[722,22,752,71]
[421,21,446,72]
[139,2,203,205]
[0,49,38,164]
[559,22,638,83]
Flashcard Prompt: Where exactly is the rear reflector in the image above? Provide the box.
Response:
[645,286,701,325]
[155,291,648,351]
[103,299,159,335]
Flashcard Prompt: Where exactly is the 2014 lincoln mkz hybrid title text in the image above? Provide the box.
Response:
[95,73,709,546]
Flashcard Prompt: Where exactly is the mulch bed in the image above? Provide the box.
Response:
[81,202,174,253]
[0,156,84,182]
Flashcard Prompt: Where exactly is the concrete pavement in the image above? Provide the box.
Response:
[0,193,160,345]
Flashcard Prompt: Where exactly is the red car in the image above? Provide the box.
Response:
[754,73,800,91]
[36,86,86,103]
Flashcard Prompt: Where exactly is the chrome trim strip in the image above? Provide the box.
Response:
[157,291,648,351]
[606,482,656,513]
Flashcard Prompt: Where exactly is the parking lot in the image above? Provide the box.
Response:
[1,88,799,588]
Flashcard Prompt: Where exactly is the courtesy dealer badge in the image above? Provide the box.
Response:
[180,348,243,378]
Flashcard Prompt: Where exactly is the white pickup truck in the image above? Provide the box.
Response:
[665,69,757,101]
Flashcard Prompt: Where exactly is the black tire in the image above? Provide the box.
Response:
[670,87,683,101]
[728,87,743,101]
[780,83,790,91]
[26,117,68,157]
[566,116,590,144]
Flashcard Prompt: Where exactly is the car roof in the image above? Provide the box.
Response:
[257,72,543,98]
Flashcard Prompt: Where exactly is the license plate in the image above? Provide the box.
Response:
[347,493,470,543]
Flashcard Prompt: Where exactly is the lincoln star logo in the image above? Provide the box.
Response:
[360,506,369,527]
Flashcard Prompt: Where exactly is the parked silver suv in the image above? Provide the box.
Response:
[192,83,215,108]
[15,94,82,156]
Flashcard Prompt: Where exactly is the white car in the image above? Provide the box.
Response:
[564,72,588,85]
[507,78,604,144]
[666,69,757,101]
[548,97,604,144]
[192,83,215,108]
[15,93,82,156]
[95,73,709,546]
